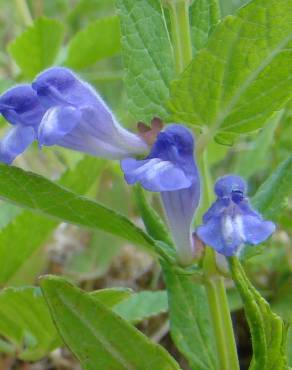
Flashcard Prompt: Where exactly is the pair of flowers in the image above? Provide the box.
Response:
[0,67,275,265]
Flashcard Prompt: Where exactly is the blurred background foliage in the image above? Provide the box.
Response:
[0,0,291,369]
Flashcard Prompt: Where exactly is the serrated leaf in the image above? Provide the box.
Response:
[114,290,168,324]
[190,0,220,53]
[8,17,64,78]
[116,0,174,121]
[0,286,60,361]
[252,155,292,220]
[0,156,103,284]
[168,0,292,136]
[162,261,217,370]
[65,16,121,69]
[40,275,181,370]
[229,257,287,370]
[0,163,154,256]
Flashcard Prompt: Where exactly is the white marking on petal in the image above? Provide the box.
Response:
[144,161,173,181]
[222,215,234,245]
[234,215,246,242]
[222,214,246,246]
[130,158,162,177]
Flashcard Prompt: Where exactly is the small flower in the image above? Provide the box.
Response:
[121,124,200,265]
[0,85,45,164]
[197,175,276,256]
[0,67,148,164]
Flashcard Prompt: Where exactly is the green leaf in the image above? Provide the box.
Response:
[116,0,174,121]
[0,286,136,360]
[0,286,60,361]
[0,163,154,255]
[168,0,292,136]
[8,17,64,78]
[162,261,217,370]
[65,16,121,69]
[0,156,104,284]
[133,185,173,246]
[40,275,181,370]
[114,290,168,324]
[0,202,20,229]
[190,0,220,53]
[234,111,282,178]
[90,287,132,307]
[229,257,287,370]
[252,155,292,220]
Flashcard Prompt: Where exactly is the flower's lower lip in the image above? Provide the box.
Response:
[0,103,12,111]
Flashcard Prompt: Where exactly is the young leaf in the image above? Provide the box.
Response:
[190,0,220,53]
[162,261,217,370]
[0,286,61,361]
[168,0,292,136]
[0,156,104,284]
[252,155,292,220]
[40,275,182,370]
[229,257,287,370]
[114,290,168,324]
[116,0,174,121]
[65,16,121,69]
[0,163,154,253]
[8,17,64,78]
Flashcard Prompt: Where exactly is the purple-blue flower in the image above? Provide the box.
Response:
[121,124,200,265]
[197,175,276,256]
[0,67,148,164]
[0,85,45,164]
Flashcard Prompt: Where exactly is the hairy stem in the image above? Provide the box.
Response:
[164,0,193,74]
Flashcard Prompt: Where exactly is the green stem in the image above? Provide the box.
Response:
[164,0,193,74]
[203,254,239,370]
[201,154,239,370]
[14,0,32,27]
[165,2,239,367]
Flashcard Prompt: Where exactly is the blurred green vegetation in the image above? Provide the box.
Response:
[0,0,290,368]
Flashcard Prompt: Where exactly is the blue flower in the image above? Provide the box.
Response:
[121,124,200,265]
[197,175,276,256]
[0,85,45,164]
[0,67,148,164]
